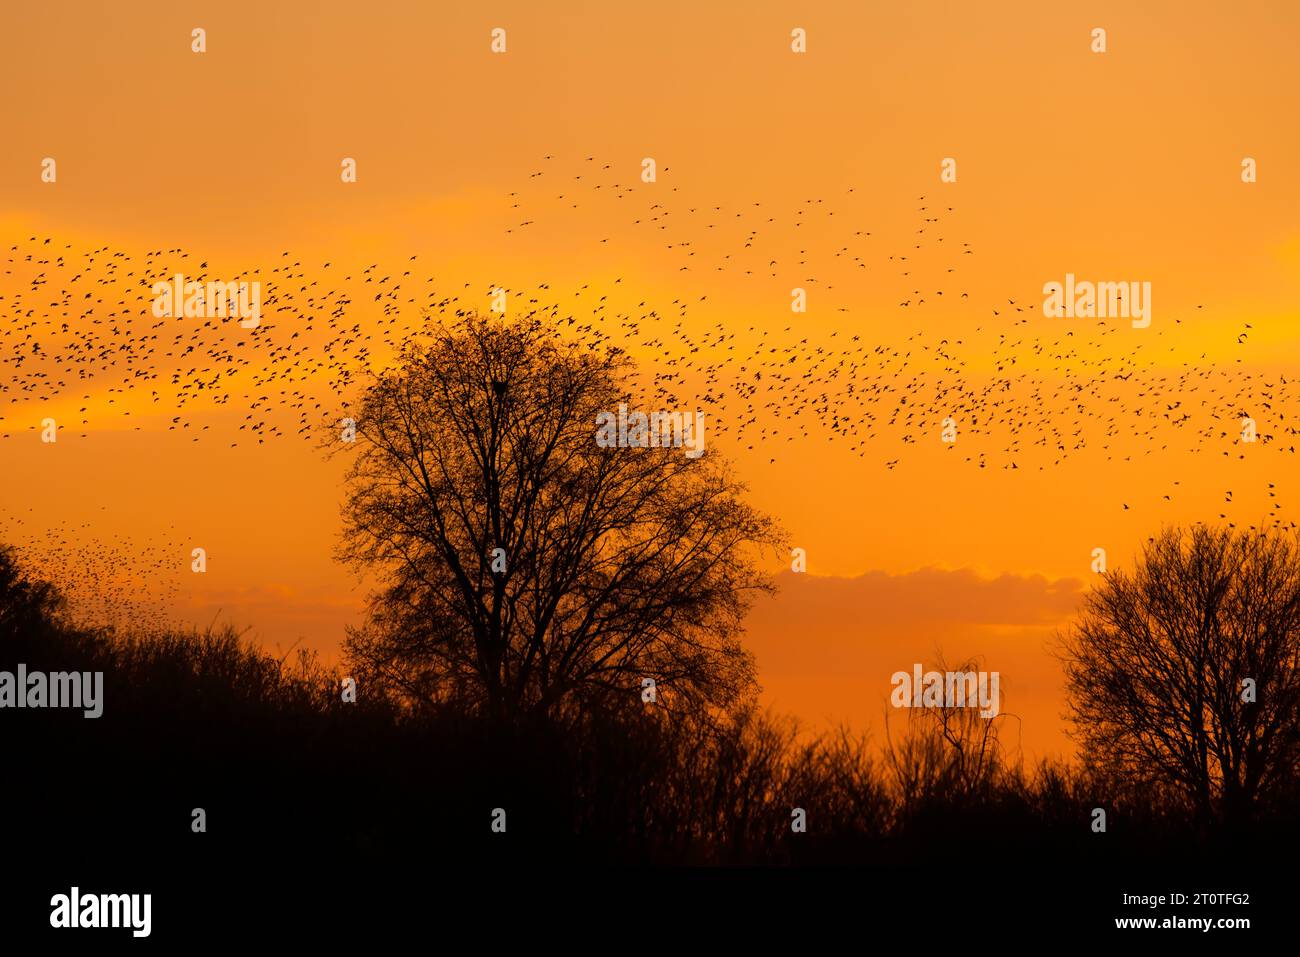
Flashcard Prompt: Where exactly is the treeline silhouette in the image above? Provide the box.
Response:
[5,544,1295,877]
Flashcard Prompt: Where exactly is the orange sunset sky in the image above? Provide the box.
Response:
[3,1,1300,761]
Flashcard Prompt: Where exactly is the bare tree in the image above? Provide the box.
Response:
[884,655,1010,809]
[1061,524,1300,826]
[337,314,781,722]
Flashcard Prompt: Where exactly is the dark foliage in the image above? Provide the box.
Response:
[4,543,1293,884]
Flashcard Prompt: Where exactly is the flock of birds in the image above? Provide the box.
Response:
[2,152,1297,625]
[0,510,181,632]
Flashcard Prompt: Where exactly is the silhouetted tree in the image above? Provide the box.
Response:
[1061,525,1300,826]
[0,544,66,653]
[884,655,1011,811]
[338,314,780,722]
